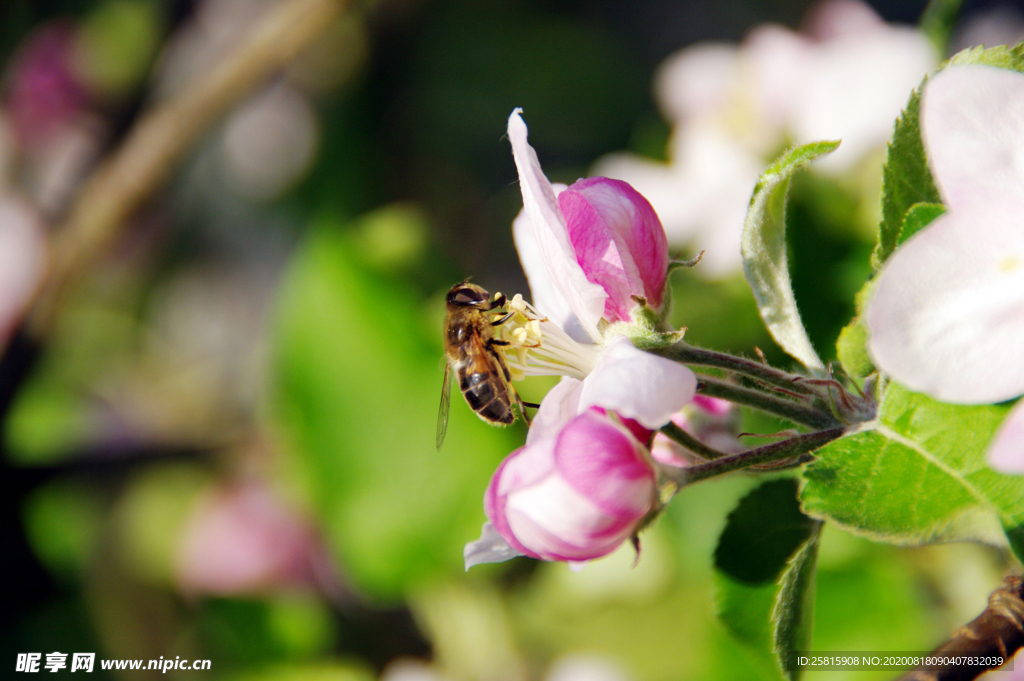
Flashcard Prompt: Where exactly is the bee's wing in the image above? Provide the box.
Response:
[436,360,453,450]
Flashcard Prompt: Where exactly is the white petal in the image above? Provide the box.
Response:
[508,110,607,341]
[464,522,522,570]
[526,377,582,445]
[578,336,698,428]
[866,206,1024,403]
[989,399,1024,475]
[513,206,589,343]
[922,65,1024,212]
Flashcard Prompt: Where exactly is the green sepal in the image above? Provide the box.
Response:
[605,296,685,350]
[835,318,873,379]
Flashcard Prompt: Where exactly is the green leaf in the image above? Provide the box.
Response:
[715,479,821,681]
[800,383,1024,561]
[271,213,518,600]
[773,531,819,680]
[945,42,1024,70]
[897,202,945,247]
[873,87,940,267]
[742,141,839,374]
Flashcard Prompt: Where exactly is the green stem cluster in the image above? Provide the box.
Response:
[651,340,875,485]
[660,427,848,486]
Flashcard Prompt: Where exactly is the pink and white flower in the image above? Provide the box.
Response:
[464,111,698,566]
[497,110,696,424]
[865,64,1024,473]
[468,402,657,565]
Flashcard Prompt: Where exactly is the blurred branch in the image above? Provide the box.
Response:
[895,573,1024,681]
[25,0,348,337]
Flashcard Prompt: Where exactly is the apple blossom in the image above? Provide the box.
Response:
[865,64,1024,473]
[495,110,696,421]
[463,112,701,566]
[466,405,658,566]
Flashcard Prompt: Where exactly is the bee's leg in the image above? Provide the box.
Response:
[521,401,540,409]
[489,339,510,347]
[488,293,507,310]
[490,312,514,326]
[515,392,533,425]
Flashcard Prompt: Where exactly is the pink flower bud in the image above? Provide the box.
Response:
[484,408,657,562]
[558,177,669,322]
[651,395,743,467]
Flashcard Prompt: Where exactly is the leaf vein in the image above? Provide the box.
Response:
[873,424,990,511]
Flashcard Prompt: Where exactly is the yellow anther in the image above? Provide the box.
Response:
[512,327,529,344]
[509,293,527,313]
[527,319,542,340]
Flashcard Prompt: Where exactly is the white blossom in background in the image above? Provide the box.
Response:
[593,0,937,277]
[219,83,320,201]
[545,654,632,681]
[949,5,1024,56]
[0,196,48,351]
[865,65,1024,474]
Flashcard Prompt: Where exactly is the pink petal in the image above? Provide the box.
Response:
[578,335,698,428]
[503,473,632,561]
[484,438,557,558]
[559,177,668,321]
[508,110,607,341]
[922,65,1024,214]
[989,400,1024,475]
[554,409,655,519]
[866,204,1024,404]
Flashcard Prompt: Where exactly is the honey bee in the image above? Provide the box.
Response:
[436,281,531,449]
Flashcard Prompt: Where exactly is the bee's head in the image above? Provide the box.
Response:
[447,282,490,308]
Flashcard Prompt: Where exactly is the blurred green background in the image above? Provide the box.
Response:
[0,0,1018,679]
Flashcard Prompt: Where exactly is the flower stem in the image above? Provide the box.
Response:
[664,426,847,485]
[698,376,842,429]
[653,342,817,395]
[660,422,729,460]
